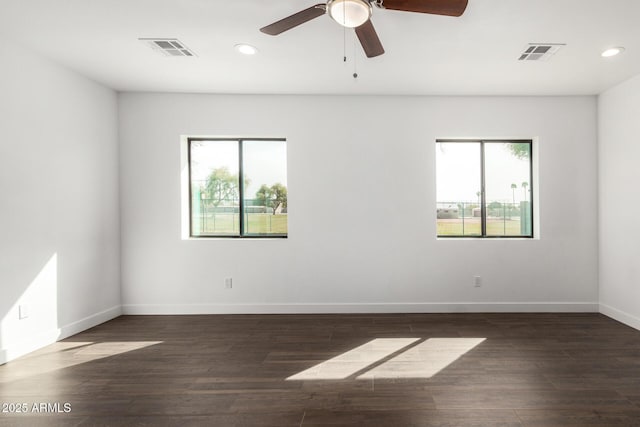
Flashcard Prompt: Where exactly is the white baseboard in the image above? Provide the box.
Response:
[0,305,122,365]
[122,302,598,315]
[599,303,640,331]
[57,305,123,339]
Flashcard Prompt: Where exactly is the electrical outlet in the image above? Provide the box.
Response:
[473,276,482,287]
[19,304,29,319]
[224,278,233,289]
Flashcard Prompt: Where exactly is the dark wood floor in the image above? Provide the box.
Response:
[1,313,640,426]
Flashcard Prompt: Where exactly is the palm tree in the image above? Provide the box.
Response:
[476,191,481,205]
[522,181,529,201]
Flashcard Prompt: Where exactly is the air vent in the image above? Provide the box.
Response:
[140,38,196,57]
[518,43,565,61]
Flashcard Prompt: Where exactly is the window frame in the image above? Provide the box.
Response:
[187,137,288,239]
[436,139,534,239]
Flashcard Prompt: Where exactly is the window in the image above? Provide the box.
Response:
[436,140,533,238]
[188,138,287,238]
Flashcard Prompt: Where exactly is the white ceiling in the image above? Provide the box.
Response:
[1,0,639,95]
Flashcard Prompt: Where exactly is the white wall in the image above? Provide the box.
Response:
[598,74,640,330]
[119,93,598,314]
[0,36,121,364]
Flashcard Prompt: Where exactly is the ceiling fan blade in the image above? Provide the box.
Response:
[378,0,468,17]
[355,20,385,58]
[260,4,327,35]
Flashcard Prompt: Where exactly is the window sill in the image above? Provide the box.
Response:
[183,236,288,241]
[436,237,538,241]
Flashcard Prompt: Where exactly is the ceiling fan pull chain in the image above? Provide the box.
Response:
[353,32,358,78]
[343,23,347,62]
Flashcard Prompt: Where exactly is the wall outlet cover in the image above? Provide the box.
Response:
[19,304,29,319]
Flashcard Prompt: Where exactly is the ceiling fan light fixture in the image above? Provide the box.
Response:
[328,0,372,28]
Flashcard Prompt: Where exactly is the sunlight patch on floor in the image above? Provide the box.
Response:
[287,338,420,380]
[0,341,163,383]
[358,337,486,379]
[287,337,486,381]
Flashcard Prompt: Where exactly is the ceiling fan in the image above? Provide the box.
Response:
[260,0,468,58]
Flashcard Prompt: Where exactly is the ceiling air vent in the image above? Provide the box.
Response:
[140,38,196,57]
[518,43,565,61]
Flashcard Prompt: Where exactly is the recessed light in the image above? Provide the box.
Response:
[235,44,258,55]
[601,47,625,58]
